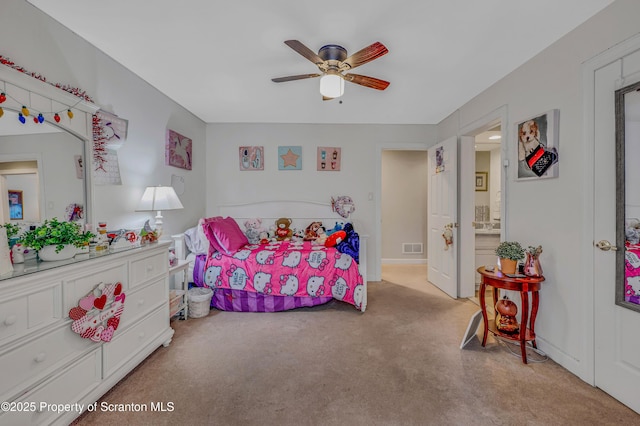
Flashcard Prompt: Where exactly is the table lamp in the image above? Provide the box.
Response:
[136,185,184,235]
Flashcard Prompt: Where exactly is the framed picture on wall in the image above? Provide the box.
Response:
[278,146,301,170]
[165,129,193,170]
[317,147,341,171]
[475,172,488,191]
[515,109,559,180]
[239,146,264,171]
[8,190,23,220]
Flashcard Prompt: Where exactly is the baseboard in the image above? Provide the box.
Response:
[382,258,427,265]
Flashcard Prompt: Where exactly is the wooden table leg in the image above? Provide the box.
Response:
[480,279,489,347]
[530,290,539,349]
[519,291,530,364]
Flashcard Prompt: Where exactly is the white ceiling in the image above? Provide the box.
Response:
[27,0,613,125]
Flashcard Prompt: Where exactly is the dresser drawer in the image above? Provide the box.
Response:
[0,349,101,426]
[63,263,128,315]
[103,306,167,377]
[119,278,167,329]
[0,324,95,401]
[0,283,61,346]
[130,250,168,289]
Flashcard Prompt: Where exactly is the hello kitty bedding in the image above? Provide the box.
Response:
[193,240,365,312]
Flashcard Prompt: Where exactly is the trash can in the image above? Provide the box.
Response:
[188,287,213,318]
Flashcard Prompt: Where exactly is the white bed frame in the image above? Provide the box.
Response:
[171,200,368,312]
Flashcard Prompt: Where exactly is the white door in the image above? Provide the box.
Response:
[593,52,640,413]
[427,137,457,298]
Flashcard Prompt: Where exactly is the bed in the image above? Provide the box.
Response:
[172,200,368,313]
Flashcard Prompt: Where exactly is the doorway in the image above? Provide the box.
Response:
[472,127,503,298]
[376,144,428,283]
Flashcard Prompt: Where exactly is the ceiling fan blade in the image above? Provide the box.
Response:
[343,73,390,90]
[284,40,324,65]
[342,42,388,70]
[272,73,321,83]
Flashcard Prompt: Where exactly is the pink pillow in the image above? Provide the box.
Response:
[200,216,224,254]
[203,217,248,255]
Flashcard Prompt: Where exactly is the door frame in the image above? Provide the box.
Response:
[375,142,429,282]
[459,105,508,298]
[581,32,640,386]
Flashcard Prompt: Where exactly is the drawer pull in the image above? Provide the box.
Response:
[34,352,47,363]
[138,299,145,306]
[146,265,154,272]
[138,332,145,340]
[4,315,16,326]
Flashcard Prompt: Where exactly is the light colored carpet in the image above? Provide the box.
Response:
[71,264,639,425]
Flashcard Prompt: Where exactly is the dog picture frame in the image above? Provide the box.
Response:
[515,109,559,181]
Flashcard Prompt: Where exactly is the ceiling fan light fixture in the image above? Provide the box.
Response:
[319,73,344,98]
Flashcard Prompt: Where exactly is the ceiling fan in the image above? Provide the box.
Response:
[271,40,390,100]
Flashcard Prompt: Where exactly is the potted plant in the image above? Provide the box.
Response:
[495,241,525,274]
[1,223,20,246]
[19,218,94,261]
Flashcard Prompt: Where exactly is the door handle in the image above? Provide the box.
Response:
[595,240,618,251]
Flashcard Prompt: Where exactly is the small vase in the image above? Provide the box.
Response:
[499,258,517,274]
[38,244,77,261]
[524,251,543,277]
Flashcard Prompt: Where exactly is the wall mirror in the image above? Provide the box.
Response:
[615,80,640,313]
[0,109,87,225]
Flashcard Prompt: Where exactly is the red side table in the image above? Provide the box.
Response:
[477,266,545,364]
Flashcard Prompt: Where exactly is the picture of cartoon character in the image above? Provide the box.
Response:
[333,252,353,270]
[256,250,275,265]
[204,265,223,288]
[353,284,365,309]
[227,266,248,290]
[306,251,328,269]
[307,276,325,297]
[280,274,299,296]
[282,251,302,268]
[254,272,273,294]
[331,277,349,300]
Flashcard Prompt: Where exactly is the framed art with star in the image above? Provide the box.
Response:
[278,146,302,170]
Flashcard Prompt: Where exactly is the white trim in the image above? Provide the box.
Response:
[382,258,427,265]
[375,142,430,282]
[580,32,640,386]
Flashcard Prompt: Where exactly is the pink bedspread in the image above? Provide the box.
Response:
[203,240,365,310]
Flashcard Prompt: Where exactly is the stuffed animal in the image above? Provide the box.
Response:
[325,230,346,247]
[336,223,359,263]
[326,222,344,236]
[243,218,265,244]
[304,221,323,241]
[274,218,293,241]
[315,226,328,245]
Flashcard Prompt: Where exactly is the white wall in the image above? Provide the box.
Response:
[206,123,435,279]
[381,150,428,262]
[1,0,207,237]
[437,0,640,381]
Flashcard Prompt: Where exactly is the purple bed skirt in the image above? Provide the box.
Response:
[193,254,333,312]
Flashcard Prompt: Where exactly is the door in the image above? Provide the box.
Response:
[593,53,640,413]
[427,137,457,298]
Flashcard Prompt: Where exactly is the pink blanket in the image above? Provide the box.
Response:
[203,240,365,310]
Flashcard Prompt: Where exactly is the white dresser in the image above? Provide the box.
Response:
[0,241,174,425]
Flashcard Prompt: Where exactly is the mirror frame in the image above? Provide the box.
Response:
[615,80,640,313]
[0,65,99,226]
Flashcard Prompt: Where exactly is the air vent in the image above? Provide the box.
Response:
[402,243,424,254]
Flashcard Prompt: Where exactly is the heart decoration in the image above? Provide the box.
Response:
[69,306,87,321]
[69,281,126,342]
[93,294,107,310]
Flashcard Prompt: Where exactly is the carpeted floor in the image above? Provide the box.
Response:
[71,265,639,426]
